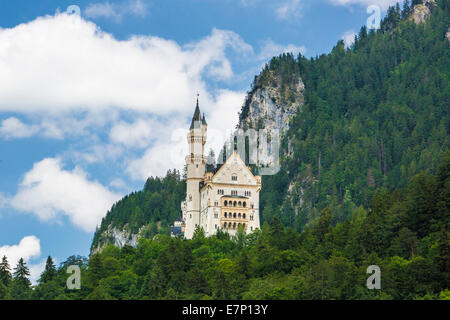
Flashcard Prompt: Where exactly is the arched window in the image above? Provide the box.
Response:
[224,212,227,218]
[243,213,246,219]
[223,223,227,229]
[238,213,241,218]
[243,202,246,208]
[232,174,237,181]
[228,222,232,228]
[233,212,236,218]
[233,223,236,229]
[238,201,242,207]
[233,201,237,207]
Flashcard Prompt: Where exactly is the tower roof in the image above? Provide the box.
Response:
[202,113,207,126]
[190,96,203,129]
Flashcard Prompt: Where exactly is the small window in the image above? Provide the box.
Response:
[232,175,237,181]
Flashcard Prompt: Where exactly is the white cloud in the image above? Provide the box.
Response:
[0,14,249,115]
[109,118,155,148]
[85,0,148,22]
[258,39,306,62]
[29,259,47,285]
[276,0,303,20]
[0,117,39,139]
[342,30,357,48]
[126,90,245,180]
[0,236,41,272]
[10,158,121,232]
[329,0,402,11]
[0,236,49,285]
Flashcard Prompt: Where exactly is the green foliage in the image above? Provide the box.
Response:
[256,1,449,231]
[91,169,186,251]
[5,154,450,300]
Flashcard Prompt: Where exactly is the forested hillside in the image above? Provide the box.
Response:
[2,0,447,301]
[257,0,449,230]
[90,170,185,254]
[1,151,449,300]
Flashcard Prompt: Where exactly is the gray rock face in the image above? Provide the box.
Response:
[91,225,140,255]
[411,0,436,24]
[239,76,304,134]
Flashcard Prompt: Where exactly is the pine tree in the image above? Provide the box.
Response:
[39,256,56,284]
[13,258,31,285]
[0,256,12,286]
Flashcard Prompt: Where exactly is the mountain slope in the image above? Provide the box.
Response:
[242,0,450,230]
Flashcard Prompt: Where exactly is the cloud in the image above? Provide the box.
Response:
[0,236,41,271]
[342,30,357,48]
[0,236,49,285]
[258,39,306,62]
[10,158,121,232]
[109,118,155,148]
[126,90,245,180]
[276,0,303,20]
[85,0,148,22]
[0,14,249,115]
[328,0,402,11]
[0,117,39,139]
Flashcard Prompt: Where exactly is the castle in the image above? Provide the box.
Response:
[178,98,261,239]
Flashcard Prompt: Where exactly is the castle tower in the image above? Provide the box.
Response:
[184,97,207,239]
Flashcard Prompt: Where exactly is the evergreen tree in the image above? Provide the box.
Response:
[39,256,56,284]
[0,256,12,287]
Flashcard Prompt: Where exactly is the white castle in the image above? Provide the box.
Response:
[180,98,261,239]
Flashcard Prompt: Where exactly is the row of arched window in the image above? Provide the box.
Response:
[223,200,246,208]
[223,222,246,230]
[224,212,246,219]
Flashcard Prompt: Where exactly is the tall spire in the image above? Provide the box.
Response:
[190,94,202,129]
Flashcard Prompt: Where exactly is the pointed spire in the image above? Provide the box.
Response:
[190,94,202,129]
[202,113,207,126]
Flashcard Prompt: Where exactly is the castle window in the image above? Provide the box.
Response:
[228,222,232,228]
[238,213,241,219]
[251,204,254,208]
[215,224,217,229]
[233,201,237,207]
[232,174,237,181]
[214,213,218,219]
[231,190,237,196]
[238,201,242,207]
[233,223,236,229]
[250,215,253,221]
[224,212,227,218]
[233,212,236,218]
[243,202,246,208]
[224,200,228,206]
[251,226,253,231]
[243,213,246,219]
[223,223,227,229]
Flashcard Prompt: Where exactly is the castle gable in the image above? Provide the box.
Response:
[212,151,258,186]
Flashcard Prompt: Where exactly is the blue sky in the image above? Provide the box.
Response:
[0,0,401,282]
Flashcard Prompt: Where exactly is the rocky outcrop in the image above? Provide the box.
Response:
[239,70,304,134]
[410,0,436,24]
[90,225,142,255]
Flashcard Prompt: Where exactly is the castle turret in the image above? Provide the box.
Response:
[184,97,207,239]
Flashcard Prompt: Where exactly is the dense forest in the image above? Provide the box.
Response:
[91,169,185,252]
[258,0,449,231]
[0,151,449,299]
[1,0,448,300]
